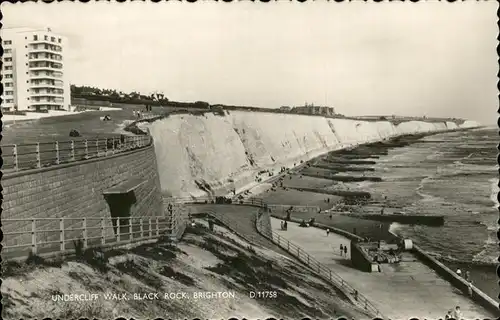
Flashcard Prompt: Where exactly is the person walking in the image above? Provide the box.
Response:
[340,244,344,256]
[465,270,470,282]
[467,281,473,297]
[326,228,330,236]
[452,306,462,320]
[444,310,453,320]
[343,245,348,258]
[456,268,462,277]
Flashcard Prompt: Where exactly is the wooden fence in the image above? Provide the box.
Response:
[1,135,152,172]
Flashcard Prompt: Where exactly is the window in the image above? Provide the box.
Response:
[34,35,38,41]
[6,99,14,103]
[51,37,55,42]
[5,66,13,70]
[5,74,13,78]
[4,49,12,54]
[5,57,12,62]
[5,91,13,95]
[44,35,48,40]
[3,40,12,45]
[5,83,13,87]
[58,38,61,43]
[45,44,49,49]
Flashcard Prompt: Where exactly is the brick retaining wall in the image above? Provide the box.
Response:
[2,144,163,252]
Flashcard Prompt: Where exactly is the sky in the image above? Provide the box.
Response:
[2,1,498,124]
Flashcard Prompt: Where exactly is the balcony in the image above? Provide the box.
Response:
[30,67,63,73]
[30,57,63,64]
[29,48,63,55]
[31,83,63,89]
[30,101,63,106]
[29,65,63,72]
[30,74,63,81]
[30,40,62,48]
[31,92,64,98]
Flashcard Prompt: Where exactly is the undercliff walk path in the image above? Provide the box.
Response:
[185,204,294,260]
[270,218,495,320]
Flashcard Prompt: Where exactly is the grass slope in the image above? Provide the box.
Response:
[1,222,368,320]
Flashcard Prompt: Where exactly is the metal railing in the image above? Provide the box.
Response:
[1,135,152,172]
[2,216,173,260]
[267,204,320,214]
[201,209,262,246]
[168,195,381,317]
[163,196,266,207]
[254,212,381,318]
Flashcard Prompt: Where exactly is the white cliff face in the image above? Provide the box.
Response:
[146,111,479,197]
[460,120,481,128]
[446,122,459,130]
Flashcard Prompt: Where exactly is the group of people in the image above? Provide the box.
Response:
[280,220,288,230]
[339,243,348,257]
[456,268,474,297]
[444,306,463,320]
[133,110,143,119]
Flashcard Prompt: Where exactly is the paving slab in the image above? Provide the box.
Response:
[270,218,495,320]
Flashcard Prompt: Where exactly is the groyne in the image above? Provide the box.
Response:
[342,213,445,226]
[144,110,479,198]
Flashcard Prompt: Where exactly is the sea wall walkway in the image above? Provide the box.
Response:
[269,218,495,319]
[179,199,381,318]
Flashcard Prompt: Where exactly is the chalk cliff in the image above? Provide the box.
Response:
[145,111,479,198]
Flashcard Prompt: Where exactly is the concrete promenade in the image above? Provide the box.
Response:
[270,218,494,320]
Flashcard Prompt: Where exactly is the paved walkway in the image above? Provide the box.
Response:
[270,218,495,320]
[186,204,294,259]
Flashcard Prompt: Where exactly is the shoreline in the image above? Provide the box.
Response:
[243,129,497,302]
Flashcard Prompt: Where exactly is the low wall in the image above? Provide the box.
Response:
[2,143,163,254]
[270,213,376,273]
[271,214,364,242]
[256,210,381,317]
[350,242,379,273]
[412,245,499,315]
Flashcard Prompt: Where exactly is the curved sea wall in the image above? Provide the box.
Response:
[146,111,479,198]
[2,145,163,251]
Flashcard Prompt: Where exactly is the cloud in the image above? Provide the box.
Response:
[1,1,497,124]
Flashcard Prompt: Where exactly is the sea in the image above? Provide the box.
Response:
[351,127,498,298]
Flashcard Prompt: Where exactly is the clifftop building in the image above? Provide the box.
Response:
[291,103,336,116]
[1,27,70,112]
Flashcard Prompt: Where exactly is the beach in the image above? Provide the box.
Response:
[258,128,497,301]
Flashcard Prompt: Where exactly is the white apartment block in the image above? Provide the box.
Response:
[1,27,70,112]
